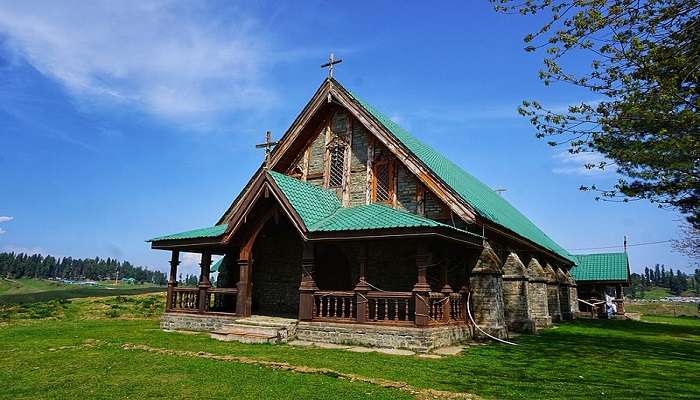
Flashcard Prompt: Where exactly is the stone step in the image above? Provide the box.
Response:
[210,330,279,344]
[219,323,283,337]
[233,316,298,330]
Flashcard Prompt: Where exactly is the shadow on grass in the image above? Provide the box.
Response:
[0,287,165,305]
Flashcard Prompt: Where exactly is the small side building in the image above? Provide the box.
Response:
[571,252,630,315]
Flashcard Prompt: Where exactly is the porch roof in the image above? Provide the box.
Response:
[269,171,479,237]
[148,171,482,245]
[147,224,228,242]
[571,252,630,283]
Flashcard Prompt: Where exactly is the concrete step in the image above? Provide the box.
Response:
[210,330,279,344]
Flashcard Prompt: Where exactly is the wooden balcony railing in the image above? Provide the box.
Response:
[206,288,238,313]
[309,289,465,327]
[169,287,199,312]
[314,291,356,321]
[167,286,238,314]
[366,291,413,324]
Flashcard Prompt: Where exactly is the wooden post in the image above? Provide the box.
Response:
[166,250,180,311]
[198,251,212,314]
[298,242,317,321]
[413,242,432,327]
[236,257,252,317]
[440,260,453,322]
[615,284,625,315]
[354,242,370,323]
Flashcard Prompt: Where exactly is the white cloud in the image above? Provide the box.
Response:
[0,215,12,234]
[0,1,276,124]
[1,245,47,255]
[552,151,612,176]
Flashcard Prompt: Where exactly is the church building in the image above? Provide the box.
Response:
[148,76,580,352]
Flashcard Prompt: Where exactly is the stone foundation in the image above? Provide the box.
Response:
[296,321,472,353]
[161,312,240,332]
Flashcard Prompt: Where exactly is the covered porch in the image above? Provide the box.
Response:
[149,170,483,330]
[158,236,478,329]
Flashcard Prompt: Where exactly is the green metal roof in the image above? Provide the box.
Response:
[571,253,630,282]
[311,204,453,232]
[270,171,475,235]
[147,224,228,242]
[211,257,223,273]
[346,87,573,263]
[268,171,341,227]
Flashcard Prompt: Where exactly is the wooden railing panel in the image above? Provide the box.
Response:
[313,291,356,321]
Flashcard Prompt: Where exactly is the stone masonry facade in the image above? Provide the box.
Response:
[469,244,508,339]
[501,253,536,333]
[296,321,472,353]
[526,258,552,328]
[161,312,239,332]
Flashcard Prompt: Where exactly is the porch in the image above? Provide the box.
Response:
[163,239,471,329]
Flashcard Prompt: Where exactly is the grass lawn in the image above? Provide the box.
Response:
[637,287,672,299]
[0,278,164,305]
[1,294,699,399]
[626,301,699,317]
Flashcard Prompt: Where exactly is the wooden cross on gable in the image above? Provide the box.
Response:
[321,52,342,78]
[255,130,279,169]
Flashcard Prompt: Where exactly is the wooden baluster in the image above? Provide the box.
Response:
[394,299,399,320]
[404,299,409,321]
[349,297,354,319]
[372,300,378,321]
[324,297,329,318]
[340,297,346,318]
[383,299,388,321]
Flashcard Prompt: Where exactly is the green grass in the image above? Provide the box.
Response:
[638,287,672,299]
[1,294,699,399]
[627,301,699,317]
[0,278,165,305]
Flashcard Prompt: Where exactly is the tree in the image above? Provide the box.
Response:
[655,264,662,285]
[492,0,700,232]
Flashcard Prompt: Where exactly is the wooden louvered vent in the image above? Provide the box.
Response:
[372,147,395,204]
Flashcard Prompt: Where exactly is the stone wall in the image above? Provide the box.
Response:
[349,122,368,206]
[557,268,572,321]
[424,192,447,221]
[396,165,418,213]
[307,128,326,187]
[526,258,551,327]
[251,220,303,316]
[501,253,535,333]
[544,263,562,322]
[296,321,471,353]
[469,244,508,339]
[161,312,239,332]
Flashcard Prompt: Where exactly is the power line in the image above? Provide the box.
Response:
[567,239,673,252]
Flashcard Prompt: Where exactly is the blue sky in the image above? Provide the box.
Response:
[0,1,693,276]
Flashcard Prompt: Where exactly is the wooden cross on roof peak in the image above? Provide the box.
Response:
[321,52,342,79]
[255,130,278,169]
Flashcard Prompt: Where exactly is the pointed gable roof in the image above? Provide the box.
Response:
[336,82,573,263]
